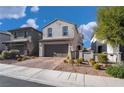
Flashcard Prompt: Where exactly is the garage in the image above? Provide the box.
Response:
[44,44,68,57]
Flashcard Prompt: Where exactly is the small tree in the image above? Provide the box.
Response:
[95,7,124,48]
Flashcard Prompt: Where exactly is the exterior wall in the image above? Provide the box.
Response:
[29,30,42,56]
[72,29,82,51]
[107,44,119,63]
[42,20,75,40]
[0,32,10,52]
[10,29,32,40]
[107,44,119,54]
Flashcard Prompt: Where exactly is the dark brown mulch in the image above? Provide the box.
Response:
[54,62,109,77]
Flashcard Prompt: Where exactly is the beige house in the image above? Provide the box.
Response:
[39,19,83,57]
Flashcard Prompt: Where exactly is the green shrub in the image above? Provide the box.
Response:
[97,54,107,63]
[9,49,19,58]
[76,59,81,65]
[106,66,124,78]
[79,57,84,63]
[93,63,100,70]
[1,51,10,59]
[76,57,83,65]
[0,55,4,60]
[89,60,96,66]
[1,50,19,59]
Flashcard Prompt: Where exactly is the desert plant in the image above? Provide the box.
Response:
[21,56,30,61]
[97,53,107,63]
[76,58,83,65]
[93,63,100,70]
[106,65,124,78]
[79,57,84,63]
[89,60,96,66]
[76,59,81,66]
[17,57,22,61]
[64,59,68,63]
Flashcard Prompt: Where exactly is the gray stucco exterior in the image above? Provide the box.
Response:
[0,32,11,52]
[39,19,83,57]
[3,27,42,56]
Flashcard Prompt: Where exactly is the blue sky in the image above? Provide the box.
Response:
[0,6,97,48]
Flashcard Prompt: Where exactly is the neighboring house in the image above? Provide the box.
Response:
[3,27,42,56]
[0,32,11,52]
[91,34,124,63]
[91,35,107,53]
[39,19,83,57]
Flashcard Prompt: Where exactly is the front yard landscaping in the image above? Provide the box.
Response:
[54,54,109,77]
[55,62,108,76]
[55,54,124,78]
[0,49,124,79]
[0,50,34,64]
[54,62,109,76]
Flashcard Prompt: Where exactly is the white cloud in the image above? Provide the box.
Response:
[21,18,39,29]
[0,6,26,19]
[78,21,97,43]
[31,6,39,12]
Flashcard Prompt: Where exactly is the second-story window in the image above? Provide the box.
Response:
[14,32,17,38]
[24,31,28,38]
[63,26,68,36]
[48,28,52,37]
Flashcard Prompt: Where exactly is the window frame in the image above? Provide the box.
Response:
[47,28,52,37]
[14,32,17,38]
[24,31,28,38]
[62,26,68,36]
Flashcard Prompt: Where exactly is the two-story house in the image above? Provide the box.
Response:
[0,32,11,53]
[3,27,42,56]
[39,19,83,57]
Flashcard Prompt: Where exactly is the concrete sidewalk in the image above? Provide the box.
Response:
[0,63,124,87]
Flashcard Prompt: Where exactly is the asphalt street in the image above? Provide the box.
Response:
[0,75,53,87]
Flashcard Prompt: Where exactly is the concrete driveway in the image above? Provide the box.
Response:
[14,57,64,70]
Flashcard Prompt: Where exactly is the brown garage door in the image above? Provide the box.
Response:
[44,44,68,57]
